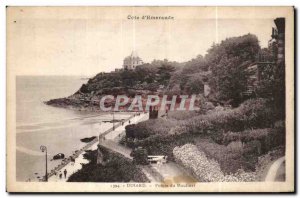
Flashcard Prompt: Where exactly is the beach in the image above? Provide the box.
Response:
[48,112,149,182]
[16,76,135,181]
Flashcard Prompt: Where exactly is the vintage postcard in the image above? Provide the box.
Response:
[6,6,294,192]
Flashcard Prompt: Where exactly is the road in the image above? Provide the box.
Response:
[100,112,198,183]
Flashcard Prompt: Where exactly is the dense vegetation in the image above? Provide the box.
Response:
[48,33,285,181]
[122,98,285,173]
[74,34,279,107]
[48,33,284,113]
[68,148,149,182]
[120,34,286,181]
[78,59,179,95]
[174,144,257,182]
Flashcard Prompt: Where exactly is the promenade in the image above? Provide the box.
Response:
[48,112,149,182]
[48,111,196,183]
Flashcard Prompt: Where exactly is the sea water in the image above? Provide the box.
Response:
[16,76,132,181]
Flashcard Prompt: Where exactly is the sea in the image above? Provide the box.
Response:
[16,76,132,181]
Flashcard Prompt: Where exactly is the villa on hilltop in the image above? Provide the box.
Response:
[123,51,144,70]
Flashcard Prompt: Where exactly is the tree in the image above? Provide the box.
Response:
[182,55,209,74]
[157,64,176,85]
[135,64,157,83]
[255,48,285,121]
[208,34,260,106]
[184,74,205,94]
[120,70,138,87]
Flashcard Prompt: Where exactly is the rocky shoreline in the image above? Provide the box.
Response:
[45,97,101,112]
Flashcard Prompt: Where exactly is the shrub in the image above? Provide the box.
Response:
[68,149,149,182]
[173,144,257,182]
[222,129,271,145]
[222,123,285,154]
[167,110,199,120]
[224,170,256,182]
[131,148,149,165]
[255,146,285,181]
[173,144,225,182]
[179,98,273,134]
[125,124,151,140]
[119,136,126,146]
[125,118,178,139]
[132,133,205,161]
[195,139,245,174]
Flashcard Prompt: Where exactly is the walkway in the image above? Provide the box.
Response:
[48,111,197,183]
[99,112,149,158]
[48,143,98,182]
[48,112,148,182]
[99,140,133,159]
[265,156,285,181]
[151,162,198,183]
[99,112,197,183]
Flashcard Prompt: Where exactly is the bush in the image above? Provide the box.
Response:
[167,110,199,120]
[176,98,273,135]
[125,124,152,140]
[222,129,271,145]
[173,144,257,182]
[130,133,205,161]
[195,139,246,174]
[174,144,225,182]
[125,119,178,139]
[131,148,149,165]
[255,146,285,181]
[223,169,256,182]
[222,123,285,154]
[68,148,149,182]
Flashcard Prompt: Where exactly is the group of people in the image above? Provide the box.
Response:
[57,169,68,180]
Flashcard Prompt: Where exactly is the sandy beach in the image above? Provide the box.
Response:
[16,76,136,181]
[48,112,149,182]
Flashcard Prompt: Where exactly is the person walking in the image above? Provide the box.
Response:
[64,169,67,179]
[59,172,62,180]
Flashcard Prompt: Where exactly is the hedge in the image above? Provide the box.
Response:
[173,144,257,182]
[175,98,273,135]
[67,148,149,182]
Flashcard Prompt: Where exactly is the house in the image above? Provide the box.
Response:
[123,51,144,70]
[242,18,285,97]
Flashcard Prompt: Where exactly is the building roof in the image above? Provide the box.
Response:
[124,51,142,61]
[131,50,139,57]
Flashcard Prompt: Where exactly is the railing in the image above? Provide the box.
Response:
[99,113,138,139]
[47,137,99,178]
[48,112,141,179]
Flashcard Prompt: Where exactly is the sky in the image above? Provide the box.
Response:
[7,7,276,76]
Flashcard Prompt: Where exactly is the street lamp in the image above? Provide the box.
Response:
[112,111,115,131]
[40,145,48,182]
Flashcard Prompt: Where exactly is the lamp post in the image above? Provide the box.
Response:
[112,111,115,131]
[40,145,48,182]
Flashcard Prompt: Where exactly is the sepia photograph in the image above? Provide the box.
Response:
[6,6,294,192]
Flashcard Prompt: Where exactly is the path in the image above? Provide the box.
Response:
[48,112,148,182]
[265,156,285,181]
[48,143,98,182]
[99,140,133,159]
[98,112,149,159]
[151,162,197,183]
[99,112,197,183]
[48,111,197,183]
